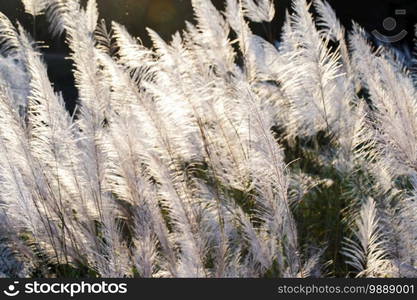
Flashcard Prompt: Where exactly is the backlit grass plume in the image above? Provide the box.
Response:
[0,0,415,278]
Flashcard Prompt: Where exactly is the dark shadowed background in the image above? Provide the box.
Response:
[2,0,417,44]
[1,0,417,111]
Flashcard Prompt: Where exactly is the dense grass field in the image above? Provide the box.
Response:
[0,0,416,278]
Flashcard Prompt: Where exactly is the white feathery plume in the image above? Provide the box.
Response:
[351,25,417,179]
[241,0,275,23]
[342,198,391,277]
[145,29,204,163]
[0,20,74,264]
[225,0,272,80]
[190,0,236,74]
[112,22,154,70]
[314,0,344,41]
[85,0,99,34]
[0,85,44,245]
[21,0,47,16]
[97,58,178,274]
[351,29,417,273]
[56,0,115,227]
[99,36,206,277]
[277,0,354,145]
[45,0,68,37]
[236,82,301,276]
[0,12,24,57]
[314,0,355,87]
[92,208,132,277]
[22,25,104,264]
[0,56,29,113]
[1,0,416,279]
[236,206,272,275]
[0,13,31,113]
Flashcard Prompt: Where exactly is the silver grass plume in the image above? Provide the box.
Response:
[342,198,392,277]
